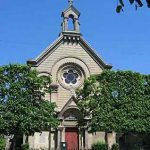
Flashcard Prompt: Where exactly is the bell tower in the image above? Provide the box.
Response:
[61,0,80,34]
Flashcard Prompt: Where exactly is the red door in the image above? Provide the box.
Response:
[65,128,79,150]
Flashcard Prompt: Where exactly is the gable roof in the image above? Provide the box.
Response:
[61,5,80,17]
[27,33,112,69]
[58,96,78,118]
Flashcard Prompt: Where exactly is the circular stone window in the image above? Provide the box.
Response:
[57,64,85,89]
[63,69,79,84]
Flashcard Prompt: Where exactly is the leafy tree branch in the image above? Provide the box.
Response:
[116,0,150,12]
[77,70,150,133]
[0,64,58,149]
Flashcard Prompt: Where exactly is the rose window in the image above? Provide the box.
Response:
[63,69,79,85]
[57,64,85,89]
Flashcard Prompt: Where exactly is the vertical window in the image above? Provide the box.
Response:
[68,15,75,30]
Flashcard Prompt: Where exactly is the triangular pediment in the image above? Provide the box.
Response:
[27,33,112,69]
[61,5,80,17]
[58,96,78,118]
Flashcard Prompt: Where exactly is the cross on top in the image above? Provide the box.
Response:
[68,0,73,6]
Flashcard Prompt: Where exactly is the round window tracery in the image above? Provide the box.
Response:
[57,64,85,89]
[63,69,79,85]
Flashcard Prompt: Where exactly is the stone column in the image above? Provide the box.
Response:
[74,19,80,32]
[57,127,63,150]
[62,18,68,32]
[84,127,89,150]
[64,18,68,31]
[79,129,84,150]
[61,127,65,142]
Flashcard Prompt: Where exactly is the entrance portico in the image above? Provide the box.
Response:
[57,97,89,150]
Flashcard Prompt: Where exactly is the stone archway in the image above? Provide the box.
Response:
[57,107,84,150]
[63,108,80,150]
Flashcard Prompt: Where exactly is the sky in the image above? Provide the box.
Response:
[0,0,150,74]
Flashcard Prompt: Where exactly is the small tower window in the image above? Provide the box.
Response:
[68,14,75,31]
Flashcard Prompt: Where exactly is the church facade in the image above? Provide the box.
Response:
[27,1,115,150]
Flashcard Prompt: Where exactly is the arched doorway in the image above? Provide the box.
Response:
[63,108,81,150]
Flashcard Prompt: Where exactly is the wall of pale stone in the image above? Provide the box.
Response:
[36,42,103,75]
[35,41,103,111]
[28,132,55,150]
[88,132,106,149]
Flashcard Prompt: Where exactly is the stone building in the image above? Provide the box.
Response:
[27,1,115,150]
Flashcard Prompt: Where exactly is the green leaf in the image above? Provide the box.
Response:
[135,0,143,7]
[129,0,134,4]
[146,0,150,7]
[116,5,123,13]
[119,0,125,7]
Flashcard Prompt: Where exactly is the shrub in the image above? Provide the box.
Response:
[0,136,6,150]
[21,143,29,150]
[111,143,119,150]
[91,141,108,150]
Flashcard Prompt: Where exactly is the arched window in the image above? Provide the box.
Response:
[64,108,80,120]
[68,14,75,30]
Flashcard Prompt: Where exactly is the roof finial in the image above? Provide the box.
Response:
[68,0,73,6]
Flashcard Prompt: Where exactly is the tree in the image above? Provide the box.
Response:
[0,64,58,149]
[116,0,150,13]
[0,135,6,150]
[77,70,150,133]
